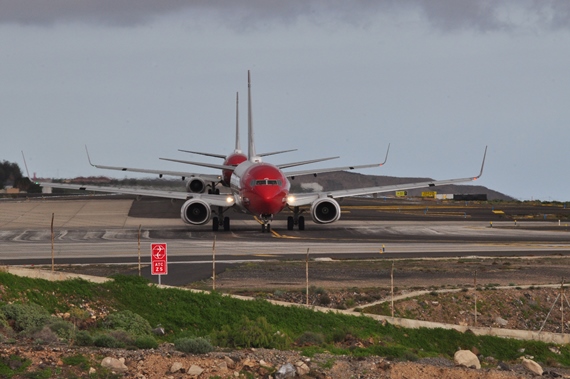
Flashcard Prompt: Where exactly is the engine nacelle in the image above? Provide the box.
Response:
[310,198,341,224]
[185,177,206,193]
[180,199,211,225]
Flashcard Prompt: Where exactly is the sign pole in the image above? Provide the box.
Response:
[138,225,141,277]
[306,248,309,306]
[51,213,55,273]
[212,236,216,291]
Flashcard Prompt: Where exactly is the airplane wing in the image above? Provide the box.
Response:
[287,146,487,207]
[177,149,226,159]
[283,143,390,178]
[88,163,221,183]
[276,156,340,169]
[258,149,297,157]
[159,158,235,171]
[38,182,234,207]
[85,147,220,182]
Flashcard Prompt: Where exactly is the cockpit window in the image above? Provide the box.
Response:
[252,179,282,186]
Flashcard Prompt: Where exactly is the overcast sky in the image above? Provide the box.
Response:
[2,1,569,201]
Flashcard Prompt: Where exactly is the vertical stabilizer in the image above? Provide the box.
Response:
[235,92,241,153]
[247,70,258,161]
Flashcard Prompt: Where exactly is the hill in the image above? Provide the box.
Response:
[289,171,514,201]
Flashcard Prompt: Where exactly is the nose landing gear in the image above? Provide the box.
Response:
[260,214,273,233]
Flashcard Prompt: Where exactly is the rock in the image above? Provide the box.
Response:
[170,362,184,373]
[377,359,391,370]
[215,361,228,373]
[521,357,543,376]
[495,317,508,326]
[259,359,271,368]
[295,361,310,376]
[187,365,204,376]
[275,362,296,379]
[152,327,165,336]
[101,357,128,373]
[454,350,481,369]
[242,358,257,368]
[224,356,236,369]
[497,361,510,371]
[549,346,561,355]
[544,371,562,378]
[88,367,96,375]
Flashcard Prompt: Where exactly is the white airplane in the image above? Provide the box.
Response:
[41,71,486,232]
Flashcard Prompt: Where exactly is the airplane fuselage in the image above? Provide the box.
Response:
[230,159,290,218]
[222,152,247,186]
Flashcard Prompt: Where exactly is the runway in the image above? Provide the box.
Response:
[1,196,570,285]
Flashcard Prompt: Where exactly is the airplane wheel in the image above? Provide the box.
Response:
[215,188,220,195]
[208,189,213,194]
[223,217,230,231]
[287,216,294,230]
[298,216,305,231]
[261,224,266,233]
[267,224,271,233]
[212,217,219,231]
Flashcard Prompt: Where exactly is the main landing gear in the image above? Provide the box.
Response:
[212,206,230,231]
[287,206,305,230]
[207,181,221,195]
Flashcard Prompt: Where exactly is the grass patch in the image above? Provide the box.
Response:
[1,272,570,367]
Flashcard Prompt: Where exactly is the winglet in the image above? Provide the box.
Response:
[379,143,390,166]
[21,151,31,179]
[473,146,487,180]
[85,145,95,167]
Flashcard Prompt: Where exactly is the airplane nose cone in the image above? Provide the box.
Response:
[250,187,286,214]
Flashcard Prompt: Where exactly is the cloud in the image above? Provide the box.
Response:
[1,0,569,31]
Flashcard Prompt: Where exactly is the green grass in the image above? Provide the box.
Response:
[1,272,570,367]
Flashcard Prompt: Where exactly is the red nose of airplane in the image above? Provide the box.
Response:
[249,186,286,215]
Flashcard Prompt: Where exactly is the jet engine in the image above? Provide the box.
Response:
[180,199,211,225]
[185,177,206,193]
[310,198,341,224]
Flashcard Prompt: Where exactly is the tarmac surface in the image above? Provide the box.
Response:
[1,195,570,286]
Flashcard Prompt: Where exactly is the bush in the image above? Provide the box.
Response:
[47,319,74,340]
[108,329,135,347]
[214,316,291,350]
[174,337,214,354]
[135,335,159,349]
[31,326,60,345]
[1,303,51,332]
[74,330,93,346]
[93,333,122,348]
[62,354,90,370]
[296,331,325,346]
[103,310,152,336]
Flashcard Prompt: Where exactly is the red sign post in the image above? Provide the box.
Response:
[151,243,168,281]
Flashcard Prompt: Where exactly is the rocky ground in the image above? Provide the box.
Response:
[23,256,570,378]
[1,342,564,378]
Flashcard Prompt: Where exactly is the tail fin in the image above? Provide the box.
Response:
[247,70,258,161]
[234,92,242,153]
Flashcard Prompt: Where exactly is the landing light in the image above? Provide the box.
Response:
[287,195,296,204]
[226,196,234,203]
